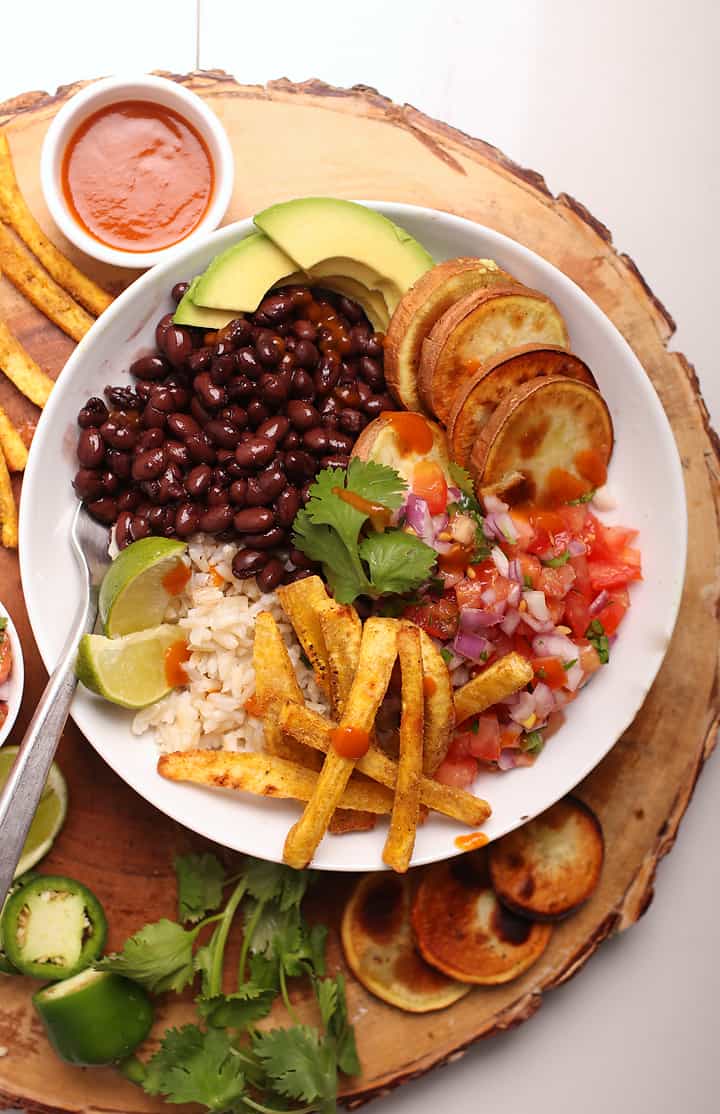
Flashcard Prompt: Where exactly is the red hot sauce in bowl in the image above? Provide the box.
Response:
[61,100,214,252]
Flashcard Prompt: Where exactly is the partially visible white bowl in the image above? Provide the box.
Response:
[0,603,24,747]
[40,74,234,269]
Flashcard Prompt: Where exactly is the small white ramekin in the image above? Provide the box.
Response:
[0,604,24,747]
[40,74,235,270]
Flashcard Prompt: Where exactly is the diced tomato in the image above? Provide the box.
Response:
[594,600,626,635]
[468,714,501,761]
[559,504,589,535]
[569,553,592,596]
[585,515,637,560]
[455,566,511,609]
[531,656,566,690]
[403,596,459,640]
[499,723,523,749]
[588,559,642,591]
[512,633,534,660]
[517,552,542,588]
[437,543,472,575]
[577,638,603,675]
[546,598,566,625]
[447,733,471,760]
[0,631,12,686]
[538,563,576,599]
[434,755,478,788]
[412,460,448,514]
[563,589,592,638]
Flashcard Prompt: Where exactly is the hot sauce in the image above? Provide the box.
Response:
[164,640,190,687]
[381,411,434,454]
[454,831,489,852]
[333,487,393,532]
[62,100,214,252]
[422,675,437,697]
[162,561,191,596]
[331,725,370,760]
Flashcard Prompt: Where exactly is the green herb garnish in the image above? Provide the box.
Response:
[0,617,7,633]
[448,462,475,497]
[292,461,436,603]
[567,490,596,506]
[523,574,533,589]
[563,658,578,671]
[542,550,571,568]
[440,648,454,665]
[521,730,544,755]
[586,619,610,664]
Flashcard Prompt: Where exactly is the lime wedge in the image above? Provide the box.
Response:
[99,537,188,637]
[0,747,67,878]
[76,625,187,709]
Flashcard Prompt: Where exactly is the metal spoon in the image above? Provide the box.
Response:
[0,505,110,907]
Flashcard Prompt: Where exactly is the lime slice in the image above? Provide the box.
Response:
[0,747,67,878]
[99,537,188,637]
[76,625,187,709]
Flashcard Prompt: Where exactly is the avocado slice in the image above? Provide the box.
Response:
[254,198,434,308]
[173,277,238,329]
[192,230,299,311]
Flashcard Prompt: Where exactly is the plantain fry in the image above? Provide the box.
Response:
[0,133,112,317]
[157,750,394,813]
[0,225,94,342]
[315,596,362,718]
[418,628,455,773]
[0,445,18,547]
[276,575,333,696]
[0,321,54,407]
[283,617,398,868]
[252,611,320,770]
[454,652,534,725]
[281,703,491,828]
[383,624,424,873]
[0,404,27,471]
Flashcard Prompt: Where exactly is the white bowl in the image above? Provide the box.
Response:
[0,603,25,747]
[40,74,234,269]
[18,203,687,871]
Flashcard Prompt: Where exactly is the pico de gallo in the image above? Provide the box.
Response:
[394,461,642,787]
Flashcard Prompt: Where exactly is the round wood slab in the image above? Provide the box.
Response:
[0,72,718,1113]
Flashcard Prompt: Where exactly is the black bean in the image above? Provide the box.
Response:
[106,449,132,479]
[187,347,213,375]
[259,372,289,408]
[85,496,118,525]
[132,353,172,382]
[141,403,167,430]
[362,393,392,417]
[165,440,191,468]
[287,400,320,431]
[184,463,212,497]
[220,318,252,348]
[337,295,363,323]
[234,436,275,470]
[338,408,366,434]
[117,490,141,512]
[232,549,266,578]
[171,282,189,304]
[255,330,285,367]
[191,397,213,426]
[363,334,384,358]
[314,355,341,396]
[77,427,104,468]
[186,432,216,464]
[136,428,164,451]
[146,505,166,529]
[326,431,354,455]
[167,412,201,440]
[205,419,241,449]
[247,399,270,429]
[284,450,316,483]
[300,481,314,504]
[293,339,319,369]
[348,323,371,354]
[130,514,151,541]
[228,375,255,402]
[256,292,295,324]
[257,558,285,592]
[161,325,193,367]
[358,356,384,389]
[78,397,109,428]
[99,420,137,451]
[132,447,166,481]
[212,465,231,488]
[199,504,234,534]
[257,415,289,443]
[276,487,301,527]
[281,431,302,451]
[220,404,248,429]
[289,546,315,570]
[211,354,235,385]
[320,454,350,469]
[175,502,201,538]
[242,527,286,549]
[229,478,248,506]
[193,372,227,410]
[303,427,330,455]
[233,507,275,533]
[289,369,315,399]
[244,478,269,507]
[293,319,317,341]
[207,484,231,507]
[234,348,261,379]
[257,464,287,499]
[115,511,134,549]
[73,469,106,501]
[282,568,313,585]
[147,386,173,413]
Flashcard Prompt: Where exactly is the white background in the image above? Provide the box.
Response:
[2,2,719,1111]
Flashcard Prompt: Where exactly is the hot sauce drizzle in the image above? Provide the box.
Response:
[162,561,191,596]
[164,640,190,687]
[454,832,489,852]
[381,411,434,454]
[331,725,370,760]
[332,487,393,532]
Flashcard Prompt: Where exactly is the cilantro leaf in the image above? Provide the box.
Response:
[448,461,475,497]
[358,529,437,596]
[253,1025,337,1107]
[567,489,596,505]
[198,986,276,1029]
[521,730,544,755]
[292,510,371,603]
[440,647,453,665]
[175,853,226,924]
[142,1025,247,1111]
[542,550,570,568]
[319,973,361,1077]
[586,619,610,664]
[345,457,406,509]
[95,919,197,994]
[248,951,281,992]
[563,658,578,671]
[243,859,309,911]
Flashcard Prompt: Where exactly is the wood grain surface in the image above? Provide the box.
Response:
[0,72,718,1114]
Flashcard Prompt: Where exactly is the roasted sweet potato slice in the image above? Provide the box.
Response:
[418,629,454,774]
[412,854,552,984]
[489,796,604,920]
[418,285,569,423]
[384,258,513,413]
[469,376,613,507]
[342,872,470,1012]
[447,345,596,470]
[350,413,451,485]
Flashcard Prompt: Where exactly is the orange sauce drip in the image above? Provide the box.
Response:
[62,100,214,252]
[162,561,191,595]
[423,675,437,697]
[454,832,489,852]
[208,566,225,589]
[164,640,190,687]
[575,449,608,487]
[381,411,433,454]
[331,725,370,760]
[244,694,264,717]
[543,468,589,507]
[438,543,471,574]
[332,487,392,532]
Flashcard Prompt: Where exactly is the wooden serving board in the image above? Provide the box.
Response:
[0,72,718,1114]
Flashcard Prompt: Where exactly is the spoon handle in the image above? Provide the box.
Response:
[0,589,97,908]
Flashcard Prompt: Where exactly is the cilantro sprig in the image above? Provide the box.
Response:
[292,460,436,603]
[111,853,359,1114]
[586,619,610,664]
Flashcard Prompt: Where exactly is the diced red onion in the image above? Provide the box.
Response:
[521,613,555,633]
[568,539,587,557]
[498,749,519,770]
[405,494,433,544]
[495,513,517,544]
[589,588,610,616]
[500,608,521,636]
[507,558,522,584]
[532,632,578,661]
[460,607,503,631]
[524,590,550,622]
[448,486,462,502]
[564,662,584,692]
[481,587,497,605]
[509,690,536,724]
[453,631,492,661]
[432,512,449,535]
[506,582,521,608]
[533,681,556,721]
[491,546,510,577]
[483,494,509,515]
